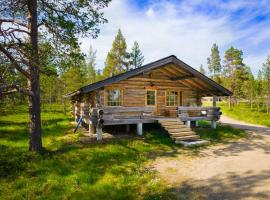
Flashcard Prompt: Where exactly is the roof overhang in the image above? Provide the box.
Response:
[66,55,232,98]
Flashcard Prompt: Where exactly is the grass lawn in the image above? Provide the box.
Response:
[0,104,246,200]
[217,102,270,127]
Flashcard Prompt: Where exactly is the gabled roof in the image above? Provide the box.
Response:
[65,55,232,97]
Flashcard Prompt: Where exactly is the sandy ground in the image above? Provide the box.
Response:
[151,115,270,200]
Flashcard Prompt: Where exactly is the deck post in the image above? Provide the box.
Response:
[195,121,199,127]
[89,120,95,135]
[211,121,217,129]
[213,95,217,107]
[187,120,191,128]
[74,105,77,122]
[96,127,103,140]
[126,124,130,133]
[137,123,143,135]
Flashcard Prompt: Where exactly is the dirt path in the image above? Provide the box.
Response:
[152,116,270,200]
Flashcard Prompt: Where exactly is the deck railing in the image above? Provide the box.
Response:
[177,106,221,122]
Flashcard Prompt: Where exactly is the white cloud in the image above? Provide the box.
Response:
[146,7,155,17]
[79,0,270,75]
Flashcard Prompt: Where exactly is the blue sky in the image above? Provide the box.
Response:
[80,0,270,75]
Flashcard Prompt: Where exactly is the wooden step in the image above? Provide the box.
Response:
[158,119,200,143]
[158,119,184,124]
[158,118,180,122]
[160,122,184,126]
[174,135,200,141]
[170,132,196,137]
[161,124,187,129]
[167,128,191,133]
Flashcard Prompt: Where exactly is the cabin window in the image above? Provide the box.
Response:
[106,89,122,106]
[166,91,179,106]
[146,90,156,106]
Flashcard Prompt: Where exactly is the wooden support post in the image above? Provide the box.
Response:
[195,121,199,127]
[89,120,95,135]
[211,121,217,129]
[137,123,143,135]
[213,96,217,107]
[187,121,191,128]
[229,96,231,110]
[96,128,103,140]
[126,124,130,133]
[74,106,77,122]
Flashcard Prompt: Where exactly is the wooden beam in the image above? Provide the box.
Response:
[170,75,194,81]
[159,68,194,89]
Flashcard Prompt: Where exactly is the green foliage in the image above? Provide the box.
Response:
[86,45,97,84]
[223,47,250,101]
[103,29,129,78]
[61,67,87,93]
[262,55,270,113]
[199,64,206,75]
[207,43,221,81]
[129,41,144,69]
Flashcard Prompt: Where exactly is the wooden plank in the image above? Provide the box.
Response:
[170,75,194,81]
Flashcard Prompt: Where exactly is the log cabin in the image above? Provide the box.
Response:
[66,55,232,143]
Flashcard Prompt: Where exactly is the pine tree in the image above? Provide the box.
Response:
[103,29,129,78]
[0,0,110,151]
[207,43,221,82]
[244,67,255,109]
[256,70,263,111]
[129,41,144,69]
[87,45,97,84]
[223,47,249,104]
[199,64,206,75]
[262,56,270,114]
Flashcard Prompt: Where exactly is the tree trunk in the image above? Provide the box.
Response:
[28,0,42,151]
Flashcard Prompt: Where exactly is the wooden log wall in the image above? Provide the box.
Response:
[98,69,201,117]
[71,67,203,119]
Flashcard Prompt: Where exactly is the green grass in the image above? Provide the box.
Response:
[217,102,270,127]
[0,103,246,200]
[195,121,246,143]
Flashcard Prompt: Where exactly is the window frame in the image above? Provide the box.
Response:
[145,89,157,107]
[165,90,183,107]
[166,91,179,107]
[104,88,123,107]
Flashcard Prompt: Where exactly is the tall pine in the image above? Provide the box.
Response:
[262,56,270,114]
[199,64,206,75]
[207,43,221,82]
[103,29,129,78]
[87,45,97,84]
[129,41,144,69]
[223,47,249,104]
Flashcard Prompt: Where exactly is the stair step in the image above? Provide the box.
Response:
[158,118,180,122]
[174,135,200,141]
[167,128,191,133]
[160,122,184,126]
[158,119,201,143]
[169,131,195,136]
[170,132,196,137]
[159,119,182,122]
[162,124,187,129]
